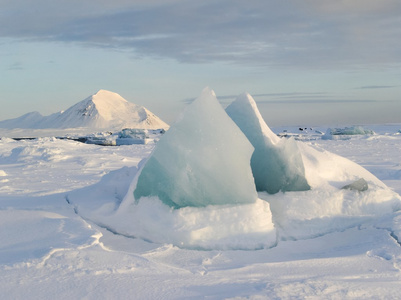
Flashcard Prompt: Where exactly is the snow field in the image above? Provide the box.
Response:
[0,137,152,195]
[1,126,401,298]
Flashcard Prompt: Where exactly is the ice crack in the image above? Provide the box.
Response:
[389,231,401,247]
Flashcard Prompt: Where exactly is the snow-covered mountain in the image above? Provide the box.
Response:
[0,90,169,130]
[0,111,45,129]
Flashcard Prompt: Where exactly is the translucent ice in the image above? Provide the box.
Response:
[226,93,310,194]
[341,178,369,191]
[323,126,375,139]
[328,126,374,136]
[133,88,257,208]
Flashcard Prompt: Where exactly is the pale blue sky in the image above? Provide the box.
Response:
[1,0,400,126]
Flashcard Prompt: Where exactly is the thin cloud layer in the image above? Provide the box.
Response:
[1,0,400,69]
[357,85,399,89]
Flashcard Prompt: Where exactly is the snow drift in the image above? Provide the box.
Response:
[0,90,169,131]
[266,141,401,240]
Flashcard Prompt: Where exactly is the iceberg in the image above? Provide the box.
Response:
[116,128,149,145]
[109,88,277,250]
[323,126,375,140]
[133,88,258,208]
[226,93,310,194]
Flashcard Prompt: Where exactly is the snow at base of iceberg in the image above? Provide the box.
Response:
[67,165,276,250]
[110,197,276,250]
[265,141,401,240]
[68,159,400,250]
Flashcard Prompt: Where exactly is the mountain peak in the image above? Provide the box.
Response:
[92,89,127,101]
[90,90,128,105]
[0,90,169,130]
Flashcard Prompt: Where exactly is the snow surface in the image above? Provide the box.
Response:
[1,109,401,297]
[0,90,169,131]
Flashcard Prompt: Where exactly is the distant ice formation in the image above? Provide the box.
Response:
[323,126,375,140]
[133,87,258,208]
[226,93,310,194]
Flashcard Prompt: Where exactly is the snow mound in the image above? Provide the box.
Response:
[226,93,310,194]
[113,197,276,250]
[266,142,401,240]
[0,90,169,131]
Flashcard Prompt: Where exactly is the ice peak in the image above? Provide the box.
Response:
[227,93,279,144]
[132,88,257,208]
[226,92,310,194]
[235,92,259,112]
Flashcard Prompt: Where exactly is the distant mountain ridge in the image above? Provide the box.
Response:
[0,90,169,130]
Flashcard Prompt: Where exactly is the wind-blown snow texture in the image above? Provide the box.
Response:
[226,93,310,194]
[133,88,257,208]
[0,90,169,131]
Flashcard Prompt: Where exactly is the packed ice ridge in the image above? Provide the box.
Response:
[97,87,400,250]
[112,87,276,249]
[226,93,310,194]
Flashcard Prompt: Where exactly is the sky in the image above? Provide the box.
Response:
[0,0,400,126]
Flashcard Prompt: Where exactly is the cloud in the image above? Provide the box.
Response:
[356,85,399,89]
[182,92,378,106]
[255,99,378,104]
[1,0,400,69]
[7,62,23,71]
